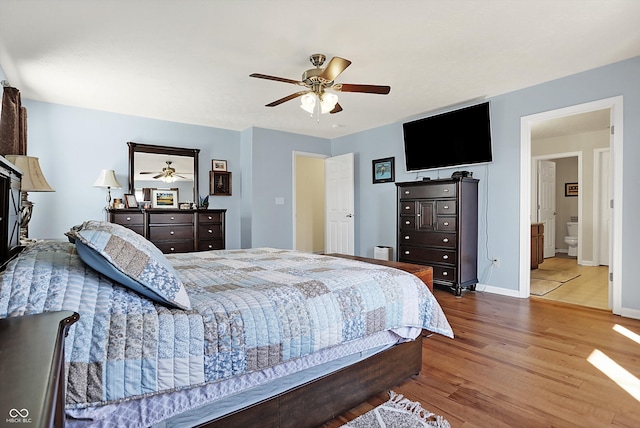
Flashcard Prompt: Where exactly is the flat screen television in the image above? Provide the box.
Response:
[402,101,492,172]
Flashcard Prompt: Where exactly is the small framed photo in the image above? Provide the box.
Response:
[212,159,227,172]
[152,189,178,208]
[124,194,138,209]
[565,182,579,197]
[372,157,395,184]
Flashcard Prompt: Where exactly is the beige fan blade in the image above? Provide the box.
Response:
[320,57,352,82]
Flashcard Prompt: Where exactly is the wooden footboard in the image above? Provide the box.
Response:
[203,336,423,428]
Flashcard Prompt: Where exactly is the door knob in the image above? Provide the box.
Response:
[346,214,353,218]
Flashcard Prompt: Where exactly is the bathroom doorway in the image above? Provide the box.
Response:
[529,110,611,309]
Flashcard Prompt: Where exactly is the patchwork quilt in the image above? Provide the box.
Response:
[0,242,452,409]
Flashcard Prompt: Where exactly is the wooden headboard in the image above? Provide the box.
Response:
[0,156,22,269]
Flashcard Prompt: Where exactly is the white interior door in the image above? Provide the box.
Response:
[598,149,611,266]
[325,153,354,255]
[538,160,556,258]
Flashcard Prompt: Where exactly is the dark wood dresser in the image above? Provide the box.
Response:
[108,208,226,253]
[396,177,479,296]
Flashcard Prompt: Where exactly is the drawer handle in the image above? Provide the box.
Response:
[444,189,449,192]
[170,216,175,220]
[442,255,449,260]
[443,271,448,276]
[443,205,449,209]
[404,235,410,240]
[443,222,449,226]
[404,206,411,210]
[208,244,213,249]
[417,213,421,217]
[404,250,410,255]
[170,231,175,235]
[126,217,131,221]
[208,229,213,234]
[405,220,410,225]
[208,216,213,220]
[443,238,449,243]
[405,190,410,195]
[170,247,175,251]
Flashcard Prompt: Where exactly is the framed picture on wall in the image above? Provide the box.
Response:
[565,182,578,197]
[152,189,178,208]
[372,157,395,184]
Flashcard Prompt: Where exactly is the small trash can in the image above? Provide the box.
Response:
[374,246,392,261]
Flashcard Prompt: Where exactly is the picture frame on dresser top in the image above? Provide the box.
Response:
[124,194,138,209]
[152,189,178,208]
[372,156,395,184]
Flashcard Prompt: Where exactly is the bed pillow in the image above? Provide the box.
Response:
[68,220,191,310]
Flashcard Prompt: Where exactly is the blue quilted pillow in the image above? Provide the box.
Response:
[68,220,191,310]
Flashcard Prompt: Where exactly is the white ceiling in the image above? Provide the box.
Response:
[1,0,639,139]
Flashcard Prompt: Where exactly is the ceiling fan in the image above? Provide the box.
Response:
[139,161,188,182]
[250,54,390,115]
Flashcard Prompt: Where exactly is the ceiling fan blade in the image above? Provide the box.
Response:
[265,91,310,107]
[250,73,302,85]
[334,83,391,95]
[329,103,343,114]
[139,171,159,174]
[320,57,351,81]
[153,173,164,179]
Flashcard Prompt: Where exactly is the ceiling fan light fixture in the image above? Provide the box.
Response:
[300,92,338,115]
[320,92,338,114]
[300,93,316,114]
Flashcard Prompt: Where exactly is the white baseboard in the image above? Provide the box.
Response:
[618,307,640,320]
[474,283,523,298]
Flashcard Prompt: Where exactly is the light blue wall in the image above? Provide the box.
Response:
[22,101,243,247]
[249,127,331,249]
[332,56,640,312]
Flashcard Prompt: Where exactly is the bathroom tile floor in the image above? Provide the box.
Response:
[531,255,609,310]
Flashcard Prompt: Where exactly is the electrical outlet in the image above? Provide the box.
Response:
[491,258,500,268]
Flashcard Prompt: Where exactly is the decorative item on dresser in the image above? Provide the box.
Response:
[93,169,121,210]
[396,177,479,296]
[4,155,55,242]
[108,208,226,253]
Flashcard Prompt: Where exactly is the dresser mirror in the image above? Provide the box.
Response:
[128,142,200,207]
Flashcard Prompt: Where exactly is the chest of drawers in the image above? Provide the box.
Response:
[396,178,478,296]
[109,208,226,254]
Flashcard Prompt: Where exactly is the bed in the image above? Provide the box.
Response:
[0,159,453,427]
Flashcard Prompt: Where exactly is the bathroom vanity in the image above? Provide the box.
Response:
[531,223,544,269]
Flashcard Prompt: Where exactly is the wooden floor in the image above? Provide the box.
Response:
[321,289,640,427]
[533,256,609,310]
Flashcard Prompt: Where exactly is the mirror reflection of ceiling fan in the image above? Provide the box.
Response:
[250,54,390,115]
[139,161,189,182]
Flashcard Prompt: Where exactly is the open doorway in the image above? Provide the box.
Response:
[519,96,623,315]
[292,151,327,253]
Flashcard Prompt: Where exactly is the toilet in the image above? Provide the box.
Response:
[564,222,578,257]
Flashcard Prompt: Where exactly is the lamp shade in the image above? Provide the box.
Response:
[5,155,55,192]
[93,169,122,188]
